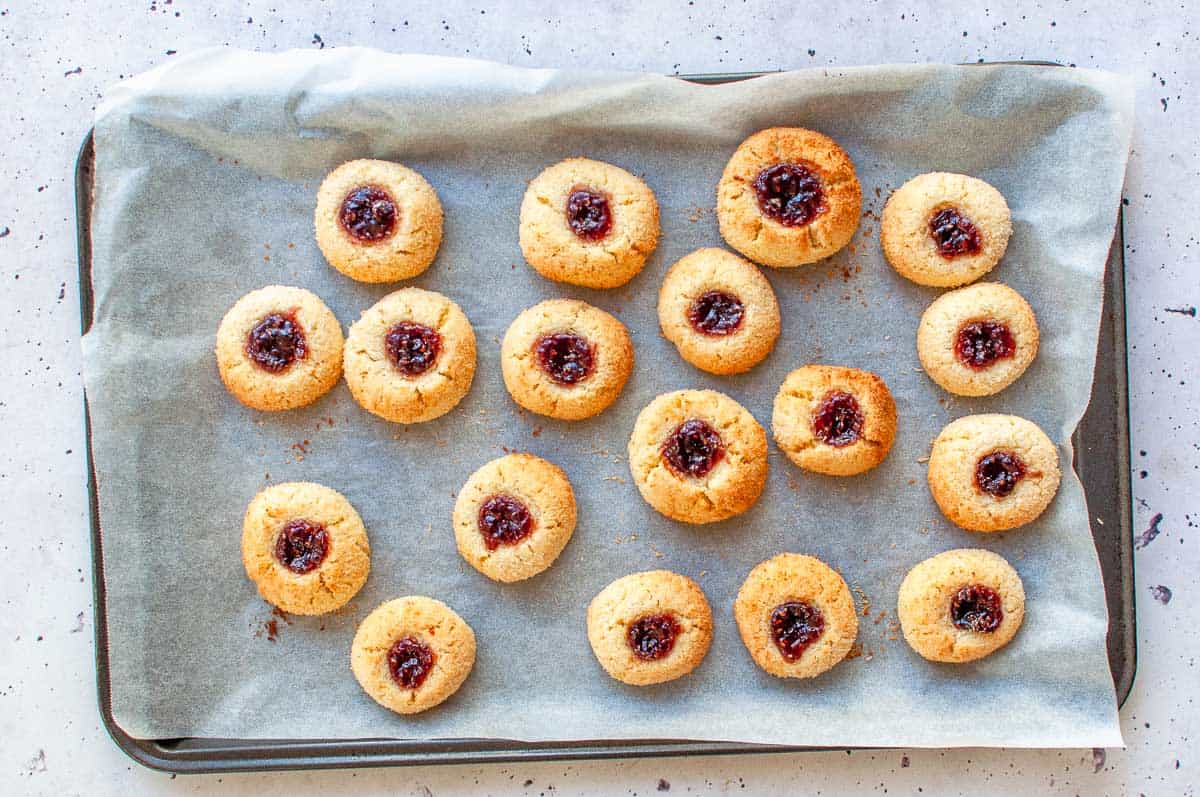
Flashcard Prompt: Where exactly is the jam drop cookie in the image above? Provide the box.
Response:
[241,482,370,615]
[717,128,861,268]
[772,365,897,476]
[880,172,1012,288]
[518,158,660,289]
[216,285,344,412]
[586,570,713,686]
[657,248,781,375]
[897,548,1025,663]
[315,159,444,283]
[734,553,858,679]
[453,453,577,582]
[501,299,634,420]
[917,282,1039,397]
[350,596,476,715]
[343,287,476,424]
[927,413,1061,532]
[628,389,768,524]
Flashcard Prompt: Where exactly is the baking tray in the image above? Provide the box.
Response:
[76,67,1135,773]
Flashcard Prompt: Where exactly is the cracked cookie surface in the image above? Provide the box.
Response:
[215,285,344,412]
[897,548,1025,663]
[453,453,577,582]
[343,287,476,424]
[658,247,781,374]
[628,389,768,524]
[733,553,858,678]
[927,413,1061,532]
[241,481,370,615]
[351,596,476,714]
[586,570,713,685]
[501,299,633,420]
[315,159,444,283]
[717,127,861,268]
[881,172,1012,287]
[519,157,660,289]
[772,365,897,476]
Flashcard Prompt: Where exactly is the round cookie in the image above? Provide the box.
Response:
[628,389,769,524]
[927,413,1061,532]
[717,127,862,268]
[314,159,444,283]
[343,287,476,424]
[917,282,1039,397]
[453,453,577,583]
[215,285,344,412]
[518,157,660,289]
[880,172,1012,288]
[501,299,633,420]
[241,482,370,615]
[897,548,1025,663]
[657,247,781,375]
[772,365,897,476]
[733,553,858,679]
[586,570,713,686]
[350,596,476,715]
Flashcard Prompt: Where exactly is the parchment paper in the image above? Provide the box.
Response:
[82,49,1133,748]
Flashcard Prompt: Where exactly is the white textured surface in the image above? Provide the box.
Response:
[0,1,1195,794]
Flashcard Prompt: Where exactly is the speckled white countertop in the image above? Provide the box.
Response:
[1,1,1195,794]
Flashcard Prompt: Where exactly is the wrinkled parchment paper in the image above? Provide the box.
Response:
[83,49,1132,747]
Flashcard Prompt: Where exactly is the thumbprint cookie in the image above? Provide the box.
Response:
[881,172,1012,287]
[717,127,862,268]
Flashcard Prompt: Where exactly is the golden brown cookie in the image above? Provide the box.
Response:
[628,389,769,524]
[350,596,476,715]
[717,127,861,268]
[917,282,1039,397]
[518,157,660,289]
[880,172,1012,287]
[500,299,633,420]
[897,548,1025,663]
[343,287,476,424]
[657,247,781,375]
[927,413,1061,532]
[733,553,858,679]
[772,365,897,476]
[314,159,444,283]
[215,285,344,412]
[241,482,370,615]
[453,453,577,583]
[586,570,713,686]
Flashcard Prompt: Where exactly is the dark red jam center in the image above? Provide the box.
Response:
[272,519,329,574]
[955,320,1016,370]
[770,601,825,661]
[627,613,680,661]
[245,311,307,373]
[687,290,745,336]
[565,187,613,241]
[339,185,397,242]
[929,207,982,258]
[661,419,725,478]
[533,332,595,385]
[753,162,827,227]
[385,322,442,377]
[975,451,1027,498]
[387,636,435,689]
[950,584,1003,633]
[477,494,534,550]
[812,391,864,448]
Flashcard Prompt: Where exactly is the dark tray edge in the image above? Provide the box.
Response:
[75,63,1135,774]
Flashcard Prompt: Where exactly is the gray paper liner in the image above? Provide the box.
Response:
[82,49,1132,747]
